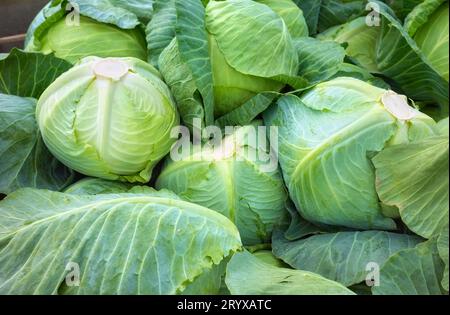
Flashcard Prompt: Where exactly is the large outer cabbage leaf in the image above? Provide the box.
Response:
[373,134,449,239]
[0,49,71,99]
[156,124,288,246]
[0,50,75,194]
[372,239,447,295]
[264,78,437,230]
[36,57,179,183]
[173,0,215,127]
[0,48,74,194]
[0,188,241,294]
[225,251,355,295]
[292,0,426,35]
[272,229,421,287]
[408,1,449,82]
[25,1,150,63]
[0,95,74,194]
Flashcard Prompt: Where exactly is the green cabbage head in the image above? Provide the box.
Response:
[26,16,148,63]
[36,57,179,183]
[156,123,288,245]
[264,77,438,230]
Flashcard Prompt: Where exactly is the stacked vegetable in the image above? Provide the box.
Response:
[0,0,448,295]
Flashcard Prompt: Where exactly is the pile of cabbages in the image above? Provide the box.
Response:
[0,0,448,295]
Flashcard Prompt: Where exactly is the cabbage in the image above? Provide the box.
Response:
[24,1,150,63]
[158,0,309,129]
[27,16,147,63]
[0,187,241,294]
[264,77,437,230]
[0,0,448,297]
[225,251,355,295]
[207,32,285,117]
[156,123,288,245]
[36,57,179,183]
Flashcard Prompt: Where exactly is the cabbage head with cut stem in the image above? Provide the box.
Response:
[36,57,179,183]
[264,77,438,230]
[156,123,289,246]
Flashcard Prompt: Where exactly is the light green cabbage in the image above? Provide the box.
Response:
[26,16,147,63]
[0,188,241,294]
[409,1,449,82]
[36,56,179,183]
[225,251,355,295]
[205,0,304,116]
[156,123,288,245]
[264,77,437,230]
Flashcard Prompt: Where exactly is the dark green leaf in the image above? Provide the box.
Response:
[372,239,446,295]
[225,250,355,295]
[273,229,421,286]
[0,49,71,99]
[0,94,74,194]
[0,189,241,294]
